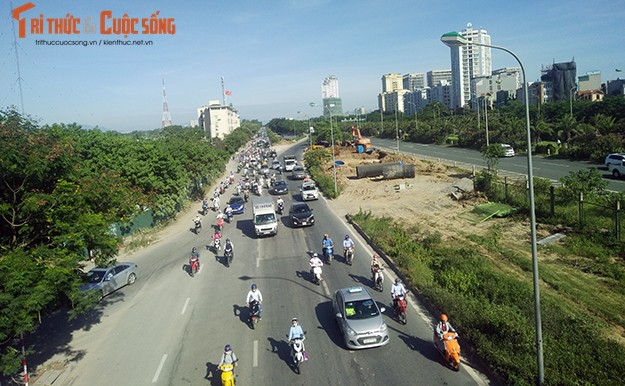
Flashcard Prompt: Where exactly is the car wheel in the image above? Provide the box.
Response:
[613,169,621,178]
[127,273,136,285]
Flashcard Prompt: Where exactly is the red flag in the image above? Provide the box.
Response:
[225,90,232,96]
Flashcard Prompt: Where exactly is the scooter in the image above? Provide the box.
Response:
[344,247,354,265]
[249,299,260,329]
[225,211,233,223]
[323,246,334,264]
[311,265,323,285]
[434,332,461,371]
[213,237,221,252]
[193,219,202,234]
[373,266,384,292]
[202,203,209,216]
[224,245,234,267]
[277,202,284,215]
[393,295,407,325]
[218,363,235,386]
[290,336,307,373]
[189,257,200,277]
[217,217,224,231]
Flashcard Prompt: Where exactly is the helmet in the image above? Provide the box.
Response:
[251,284,257,290]
[226,238,230,243]
[292,317,298,322]
[313,253,318,257]
[192,247,197,253]
[224,344,232,351]
[323,233,329,238]
[372,254,379,259]
[345,235,350,240]
[441,314,448,322]
[395,278,401,284]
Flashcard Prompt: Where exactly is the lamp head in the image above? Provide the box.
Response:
[441,31,468,47]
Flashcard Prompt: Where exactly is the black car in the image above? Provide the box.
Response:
[289,202,314,227]
[272,179,289,195]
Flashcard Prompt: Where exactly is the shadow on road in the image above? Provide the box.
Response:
[314,301,344,348]
[236,219,256,238]
[232,304,249,326]
[204,361,221,386]
[347,273,375,290]
[266,337,295,372]
[392,327,443,368]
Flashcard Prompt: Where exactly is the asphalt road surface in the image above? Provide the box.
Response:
[59,142,490,386]
[371,138,625,192]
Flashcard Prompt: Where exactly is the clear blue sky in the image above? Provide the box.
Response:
[1,0,623,132]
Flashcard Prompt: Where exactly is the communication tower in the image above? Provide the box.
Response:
[161,77,173,127]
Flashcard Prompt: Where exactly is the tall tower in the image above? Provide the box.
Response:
[161,77,173,127]
[449,23,492,109]
[322,75,342,117]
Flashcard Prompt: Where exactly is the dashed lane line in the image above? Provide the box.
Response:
[152,354,167,383]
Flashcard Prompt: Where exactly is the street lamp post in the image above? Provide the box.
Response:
[442,31,544,385]
[395,105,400,152]
[324,104,338,195]
[484,94,490,147]
[569,86,577,118]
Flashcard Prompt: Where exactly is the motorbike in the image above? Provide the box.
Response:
[218,364,235,386]
[344,247,354,265]
[323,246,334,264]
[248,299,260,329]
[193,219,202,234]
[290,336,307,373]
[189,257,200,277]
[202,203,209,216]
[372,266,384,292]
[311,265,322,285]
[225,211,233,223]
[393,294,408,325]
[213,199,220,212]
[219,185,225,195]
[277,202,284,215]
[213,237,221,252]
[434,332,461,371]
[243,190,249,202]
[217,217,224,231]
[224,245,234,267]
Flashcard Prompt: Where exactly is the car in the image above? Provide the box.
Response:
[604,153,625,168]
[291,166,307,180]
[228,195,246,214]
[333,287,389,349]
[500,144,515,157]
[300,181,319,201]
[271,160,281,170]
[289,202,314,227]
[272,179,289,195]
[80,262,138,300]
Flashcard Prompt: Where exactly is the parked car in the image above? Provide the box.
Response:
[333,287,389,349]
[80,263,138,300]
[228,195,246,214]
[272,179,289,195]
[289,202,314,227]
[500,144,515,157]
[604,153,625,168]
[292,166,307,180]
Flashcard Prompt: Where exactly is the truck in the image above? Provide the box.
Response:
[252,196,278,236]
[283,154,297,172]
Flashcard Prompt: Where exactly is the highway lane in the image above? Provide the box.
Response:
[61,143,489,385]
[371,138,625,192]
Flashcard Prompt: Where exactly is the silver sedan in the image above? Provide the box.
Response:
[80,262,138,300]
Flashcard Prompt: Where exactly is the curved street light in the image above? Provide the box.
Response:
[441,31,544,385]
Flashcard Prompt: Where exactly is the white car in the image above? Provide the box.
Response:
[300,181,319,201]
[500,144,515,157]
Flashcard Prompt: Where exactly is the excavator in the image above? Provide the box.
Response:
[351,126,375,153]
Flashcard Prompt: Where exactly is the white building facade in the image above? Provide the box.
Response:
[198,100,241,140]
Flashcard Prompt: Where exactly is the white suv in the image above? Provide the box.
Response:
[300,181,319,201]
[608,160,625,178]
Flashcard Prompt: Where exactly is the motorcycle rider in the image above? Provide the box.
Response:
[321,234,334,260]
[309,253,324,282]
[288,317,305,346]
[370,254,382,280]
[213,195,221,211]
[224,238,234,263]
[201,197,210,214]
[218,344,238,367]
[225,204,234,221]
[435,314,457,353]
[276,196,285,213]
[246,284,263,320]
[390,278,408,309]
[189,247,200,273]
[193,214,202,229]
[212,229,222,250]
[343,234,355,257]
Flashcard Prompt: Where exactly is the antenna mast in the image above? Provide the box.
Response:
[161,77,173,127]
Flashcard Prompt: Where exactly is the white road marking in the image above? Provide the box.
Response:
[321,279,330,296]
[180,298,190,315]
[253,340,259,367]
[256,256,260,268]
[152,354,167,383]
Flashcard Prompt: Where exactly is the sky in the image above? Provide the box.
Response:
[1,0,624,132]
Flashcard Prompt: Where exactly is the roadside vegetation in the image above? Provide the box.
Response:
[0,108,259,377]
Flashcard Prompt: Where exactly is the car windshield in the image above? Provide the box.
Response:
[293,206,310,213]
[230,197,244,205]
[302,185,315,191]
[275,181,287,187]
[86,270,105,283]
[344,299,379,320]
[255,213,276,225]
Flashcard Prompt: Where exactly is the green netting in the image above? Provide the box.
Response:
[458,202,517,223]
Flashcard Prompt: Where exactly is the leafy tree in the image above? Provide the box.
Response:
[558,168,608,202]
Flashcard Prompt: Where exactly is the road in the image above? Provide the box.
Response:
[46,142,490,386]
[371,138,625,192]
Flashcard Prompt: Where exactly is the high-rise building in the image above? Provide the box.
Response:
[427,70,452,87]
[403,73,425,91]
[540,61,577,102]
[381,73,404,93]
[447,23,492,109]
